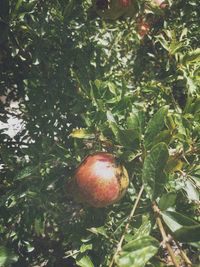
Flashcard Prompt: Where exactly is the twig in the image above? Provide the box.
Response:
[109,185,144,267]
[172,237,192,267]
[152,203,180,267]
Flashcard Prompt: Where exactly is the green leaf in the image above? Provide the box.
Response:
[144,106,168,149]
[70,128,95,139]
[133,216,152,239]
[182,48,200,65]
[0,246,7,267]
[116,236,159,267]
[184,180,199,201]
[107,81,117,95]
[0,246,18,266]
[63,0,75,20]
[34,218,45,236]
[142,143,169,200]
[117,129,140,148]
[162,210,200,242]
[158,192,177,211]
[16,166,35,180]
[87,226,108,238]
[80,244,93,253]
[76,255,94,267]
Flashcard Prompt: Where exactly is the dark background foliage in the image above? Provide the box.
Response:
[0,0,199,266]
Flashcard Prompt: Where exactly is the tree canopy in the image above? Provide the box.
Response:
[0,0,200,266]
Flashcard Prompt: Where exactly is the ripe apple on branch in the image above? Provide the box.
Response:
[70,152,129,208]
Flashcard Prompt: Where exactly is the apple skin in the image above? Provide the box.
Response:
[153,0,167,8]
[137,19,151,38]
[119,0,131,8]
[73,152,129,208]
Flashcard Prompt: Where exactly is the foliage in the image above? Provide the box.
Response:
[0,0,200,266]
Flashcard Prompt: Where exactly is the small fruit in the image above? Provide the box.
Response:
[73,152,129,207]
[137,18,151,38]
[153,0,167,8]
[119,0,131,8]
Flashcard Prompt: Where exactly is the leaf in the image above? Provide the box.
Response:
[87,226,108,238]
[182,48,200,65]
[150,130,172,147]
[0,246,7,267]
[165,156,183,173]
[144,106,168,149]
[142,143,169,200]
[117,129,140,148]
[80,244,93,253]
[16,166,35,180]
[182,69,197,95]
[34,218,45,236]
[63,0,75,20]
[107,81,117,95]
[0,246,18,266]
[184,180,199,201]
[162,210,200,242]
[132,216,152,239]
[115,236,159,267]
[70,128,95,139]
[76,255,94,267]
[158,192,177,211]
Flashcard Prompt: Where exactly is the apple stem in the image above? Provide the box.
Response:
[109,185,144,267]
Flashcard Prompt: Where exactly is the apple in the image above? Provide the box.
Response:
[73,152,129,207]
[137,19,151,38]
[119,0,131,8]
[153,0,167,9]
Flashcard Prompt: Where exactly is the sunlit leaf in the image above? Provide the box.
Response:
[116,236,159,267]
[76,255,94,267]
[70,128,95,139]
[162,210,200,242]
[142,143,169,200]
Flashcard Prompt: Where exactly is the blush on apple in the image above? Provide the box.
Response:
[153,0,167,8]
[118,0,131,8]
[137,18,151,38]
[73,152,129,207]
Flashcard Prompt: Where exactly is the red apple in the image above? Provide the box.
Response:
[119,0,131,8]
[153,0,167,8]
[73,152,129,207]
[137,19,151,38]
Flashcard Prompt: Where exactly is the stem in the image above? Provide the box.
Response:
[109,185,144,267]
[152,203,180,267]
[172,237,192,266]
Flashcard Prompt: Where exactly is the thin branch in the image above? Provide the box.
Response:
[109,185,144,267]
[177,243,192,267]
[152,203,180,267]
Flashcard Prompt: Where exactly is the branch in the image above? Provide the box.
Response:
[152,203,180,267]
[109,185,144,267]
[176,242,192,267]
